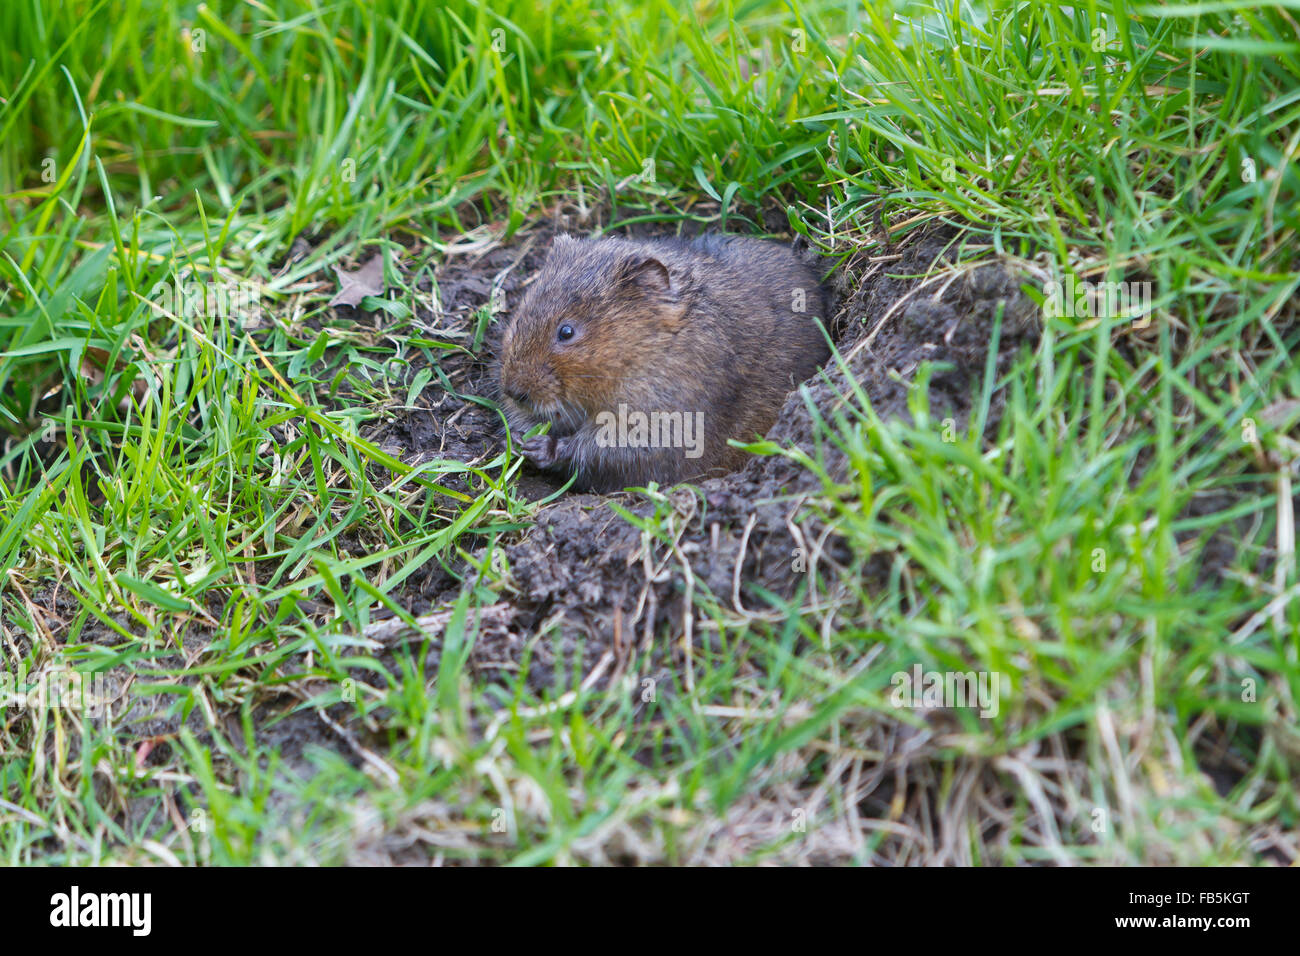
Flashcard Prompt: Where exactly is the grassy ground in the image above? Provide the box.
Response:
[2,0,1298,864]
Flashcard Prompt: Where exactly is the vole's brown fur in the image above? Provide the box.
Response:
[497,233,831,492]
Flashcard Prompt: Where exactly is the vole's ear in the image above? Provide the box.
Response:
[547,234,582,260]
[618,255,678,298]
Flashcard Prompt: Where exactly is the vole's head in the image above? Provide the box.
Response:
[497,235,689,436]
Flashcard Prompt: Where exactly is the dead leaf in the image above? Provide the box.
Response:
[81,346,148,404]
[329,255,386,308]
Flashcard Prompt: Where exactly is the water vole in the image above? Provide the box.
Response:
[496,233,832,492]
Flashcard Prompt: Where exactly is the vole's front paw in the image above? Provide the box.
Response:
[521,434,563,470]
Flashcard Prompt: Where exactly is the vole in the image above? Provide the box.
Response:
[496,232,832,492]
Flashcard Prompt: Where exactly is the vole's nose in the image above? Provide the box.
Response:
[502,381,530,405]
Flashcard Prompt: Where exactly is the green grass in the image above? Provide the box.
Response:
[2,0,1298,864]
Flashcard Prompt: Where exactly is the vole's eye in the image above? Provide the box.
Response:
[557,323,576,342]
